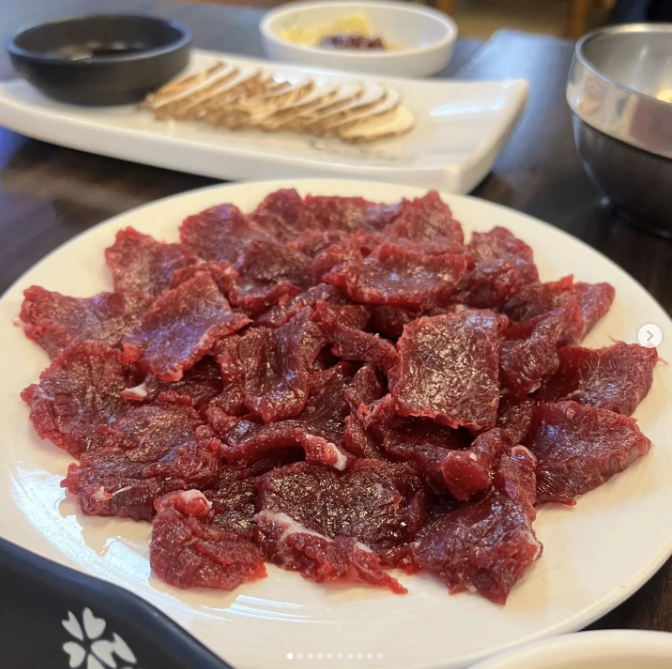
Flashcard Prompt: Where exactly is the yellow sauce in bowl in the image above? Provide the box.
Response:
[277,14,395,49]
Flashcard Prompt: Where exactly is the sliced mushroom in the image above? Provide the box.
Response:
[300,84,387,135]
[321,87,402,135]
[141,61,228,110]
[261,86,339,131]
[340,106,416,143]
[142,61,416,145]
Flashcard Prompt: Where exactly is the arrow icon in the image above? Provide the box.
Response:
[638,324,662,349]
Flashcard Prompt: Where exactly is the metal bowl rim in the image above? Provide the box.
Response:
[575,22,672,111]
[6,14,192,66]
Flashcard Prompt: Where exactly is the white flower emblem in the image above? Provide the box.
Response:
[62,608,138,669]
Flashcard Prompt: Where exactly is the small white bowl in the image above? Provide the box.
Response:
[471,631,672,669]
[260,0,457,78]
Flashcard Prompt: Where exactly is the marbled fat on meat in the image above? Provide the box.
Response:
[255,459,427,591]
[151,490,267,589]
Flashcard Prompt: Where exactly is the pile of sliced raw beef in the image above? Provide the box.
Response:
[20,189,658,604]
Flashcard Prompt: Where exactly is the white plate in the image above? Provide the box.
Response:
[0,50,527,194]
[471,630,672,669]
[0,179,670,669]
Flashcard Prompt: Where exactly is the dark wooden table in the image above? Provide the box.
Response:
[1,0,671,641]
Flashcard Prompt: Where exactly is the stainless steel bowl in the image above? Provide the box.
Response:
[567,23,672,237]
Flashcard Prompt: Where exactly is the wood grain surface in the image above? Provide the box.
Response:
[0,0,670,640]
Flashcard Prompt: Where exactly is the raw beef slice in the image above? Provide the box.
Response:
[503,276,577,323]
[412,447,541,604]
[122,356,223,408]
[288,229,348,259]
[210,362,355,469]
[168,260,234,294]
[500,306,578,397]
[200,451,304,539]
[371,305,421,340]
[343,415,386,461]
[180,203,268,262]
[215,307,327,422]
[105,227,200,297]
[254,283,350,329]
[256,459,427,592]
[325,243,468,309]
[123,273,250,382]
[62,404,220,520]
[249,188,315,241]
[304,194,400,233]
[451,259,530,310]
[390,310,501,431]
[383,191,464,246]
[496,395,535,444]
[97,402,205,454]
[314,301,398,374]
[311,230,378,283]
[452,227,539,308]
[360,393,499,499]
[344,365,385,412]
[439,429,512,501]
[151,490,266,590]
[573,282,615,342]
[535,342,657,416]
[524,401,652,505]
[467,226,535,266]
[21,286,152,358]
[503,276,611,345]
[223,239,312,314]
[21,341,129,457]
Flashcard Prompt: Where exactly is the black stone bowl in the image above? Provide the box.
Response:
[7,14,191,106]
[573,116,672,239]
